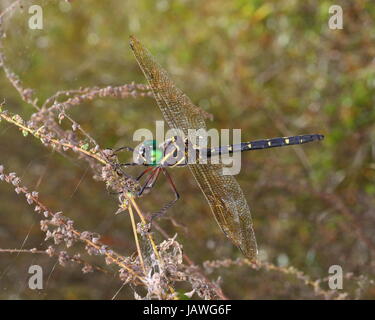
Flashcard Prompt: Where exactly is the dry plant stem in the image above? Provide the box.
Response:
[0,112,107,165]
[0,248,46,254]
[0,110,178,297]
[246,260,348,300]
[204,258,348,300]
[0,248,109,274]
[0,53,40,111]
[130,197,162,263]
[0,167,145,284]
[1,109,180,297]
[41,84,152,149]
[152,221,228,300]
[43,83,152,111]
[0,0,20,21]
[128,204,146,274]
[71,230,144,282]
[129,196,178,298]
[62,112,99,148]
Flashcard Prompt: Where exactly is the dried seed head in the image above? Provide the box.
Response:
[14,187,22,194]
[80,231,93,240]
[11,177,21,186]
[99,245,108,255]
[92,237,100,244]
[8,172,17,180]
[105,256,114,265]
[58,112,65,122]
[82,264,94,274]
[58,251,70,267]
[72,122,79,131]
[45,246,55,257]
[102,149,114,157]
[25,193,33,205]
[45,230,52,239]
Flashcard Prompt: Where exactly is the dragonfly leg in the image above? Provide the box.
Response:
[137,167,161,197]
[110,146,137,172]
[147,167,161,189]
[112,146,134,154]
[102,146,139,178]
[136,166,155,181]
[116,162,143,171]
[118,162,139,166]
[150,168,180,222]
[116,162,151,180]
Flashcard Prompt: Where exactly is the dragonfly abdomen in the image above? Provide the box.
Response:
[206,134,324,157]
[240,134,324,152]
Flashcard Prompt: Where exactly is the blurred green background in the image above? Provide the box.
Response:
[0,0,374,299]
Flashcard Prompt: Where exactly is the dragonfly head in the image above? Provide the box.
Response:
[138,140,163,166]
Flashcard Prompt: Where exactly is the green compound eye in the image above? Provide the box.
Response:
[150,148,163,165]
[141,140,163,166]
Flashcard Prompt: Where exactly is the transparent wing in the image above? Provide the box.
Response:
[130,35,258,260]
[189,164,257,260]
[130,35,211,134]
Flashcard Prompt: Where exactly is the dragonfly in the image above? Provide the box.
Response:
[122,36,324,261]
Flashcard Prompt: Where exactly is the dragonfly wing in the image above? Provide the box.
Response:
[130,35,257,260]
[189,164,257,260]
[130,36,212,135]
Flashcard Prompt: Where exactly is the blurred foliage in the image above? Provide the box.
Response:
[0,0,374,299]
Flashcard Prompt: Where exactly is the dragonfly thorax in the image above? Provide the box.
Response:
[136,137,189,167]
